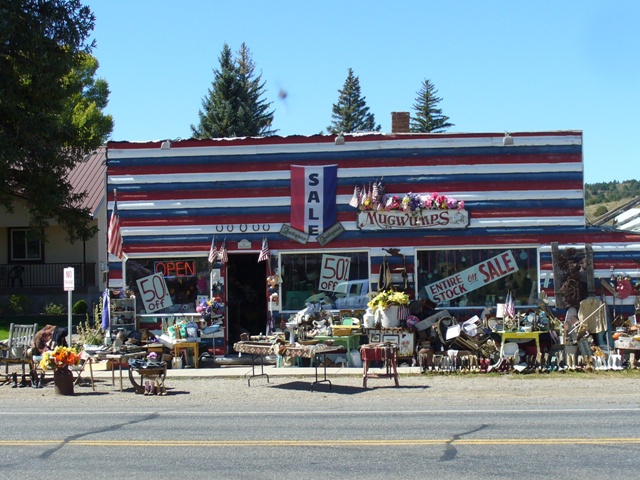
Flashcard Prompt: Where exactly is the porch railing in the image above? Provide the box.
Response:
[0,263,96,288]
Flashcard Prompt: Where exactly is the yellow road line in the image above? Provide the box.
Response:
[1,438,640,447]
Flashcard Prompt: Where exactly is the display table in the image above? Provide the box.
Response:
[312,334,361,366]
[94,351,145,392]
[498,331,544,359]
[285,345,346,389]
[360,343,399,388]
[234,341,276,386]
[365,328,415,359]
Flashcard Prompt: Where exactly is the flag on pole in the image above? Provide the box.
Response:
[208,235,218,263]
[107,192,123,259]
[258,237,270,263]
[504,290,516,319]
[219,239,228,264]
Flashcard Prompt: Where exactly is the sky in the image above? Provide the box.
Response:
[85,0,640,185]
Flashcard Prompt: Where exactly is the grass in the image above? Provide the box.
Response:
[0,316,79,341]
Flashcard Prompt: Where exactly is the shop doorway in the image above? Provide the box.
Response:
[225,253,269,348]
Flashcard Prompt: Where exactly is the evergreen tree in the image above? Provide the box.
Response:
[191,43,275,138]
[1,0,112,242]
[410,79,453,133]
[327,68,380,134]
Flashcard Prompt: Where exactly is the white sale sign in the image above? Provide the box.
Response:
[319,254,351,292]
[136,273,173,312]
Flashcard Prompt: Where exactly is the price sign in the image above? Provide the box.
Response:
[319,254,351,292]
[136,273,173,312]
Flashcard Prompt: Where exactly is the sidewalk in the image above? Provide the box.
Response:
[89,360,422,379]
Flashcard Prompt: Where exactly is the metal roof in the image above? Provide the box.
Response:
[68,147,106,217]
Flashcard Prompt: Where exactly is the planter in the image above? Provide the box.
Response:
[53,367,75,396]
[377,305,401,328]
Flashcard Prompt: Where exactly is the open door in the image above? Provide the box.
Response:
[224,253,269,349]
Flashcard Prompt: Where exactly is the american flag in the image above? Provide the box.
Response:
[349,185,361,208]
[107,193,123,259]
[208,235,218,263]
[504,290,516,319]
[258,237,269,263]
[219,239,228,264]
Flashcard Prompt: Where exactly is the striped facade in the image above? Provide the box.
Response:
[106,131,640,314]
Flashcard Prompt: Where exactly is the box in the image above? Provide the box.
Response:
[332,325,359,337]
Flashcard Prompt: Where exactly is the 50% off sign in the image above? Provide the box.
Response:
[136,273,173,312]
[319,254,351,292]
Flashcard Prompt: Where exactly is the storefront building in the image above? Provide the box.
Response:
[106,130,640,353]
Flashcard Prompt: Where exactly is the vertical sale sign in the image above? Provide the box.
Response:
[425,250,518,303]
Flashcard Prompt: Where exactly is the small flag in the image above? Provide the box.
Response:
[349,185,360,208]
[208,235,218,263]
[505,290,516,319]
[219,239,228,264]
[107,192,123,259]
[258,237,270,263]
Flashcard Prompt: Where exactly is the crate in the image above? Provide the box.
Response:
[332,325,359,337]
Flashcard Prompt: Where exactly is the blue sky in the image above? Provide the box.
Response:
[86,0,640,185]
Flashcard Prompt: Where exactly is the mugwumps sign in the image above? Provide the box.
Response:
[357,209,469,230]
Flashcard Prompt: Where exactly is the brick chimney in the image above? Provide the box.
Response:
[391,112,410,133]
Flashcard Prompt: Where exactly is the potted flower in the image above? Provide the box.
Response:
[367,290,409,328]
[39,345,81,395]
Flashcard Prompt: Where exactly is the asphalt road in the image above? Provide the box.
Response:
[1,373,639,479]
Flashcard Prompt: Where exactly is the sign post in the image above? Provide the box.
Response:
[63,267,75,347]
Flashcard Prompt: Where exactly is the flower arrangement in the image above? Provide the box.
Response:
[367,290,410,310]
[196,296,223,322]
[39,346,81,371]
[351,180,464,214]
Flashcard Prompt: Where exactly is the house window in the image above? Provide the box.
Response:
[10,229,43,262]
[280,251,370,311]
[416,247,539,309]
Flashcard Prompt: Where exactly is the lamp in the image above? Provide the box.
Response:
[334,133,345,146]
[503,132,514,146]
[160,140,171,150]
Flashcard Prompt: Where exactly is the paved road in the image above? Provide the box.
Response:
[1,373,640,479]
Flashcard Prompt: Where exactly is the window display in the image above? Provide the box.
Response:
[416,247,538,309]
[280,251,370,311]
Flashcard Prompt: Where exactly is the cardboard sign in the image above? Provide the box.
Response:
[136,273,173,312]
[425,250,518,303]
[319,254,351,292]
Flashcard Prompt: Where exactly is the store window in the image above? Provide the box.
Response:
[280,251,370,311]
[125,258,211,313]
[9,228,43,262]
[416,247,538,309]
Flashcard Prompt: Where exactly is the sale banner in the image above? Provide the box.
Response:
[425,250,518,303]
[318,254,351,292]
[136,273,173,313]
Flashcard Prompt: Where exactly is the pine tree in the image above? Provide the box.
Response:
[191,43,275,138]
[327,68,380,134]
[410,79,453,133]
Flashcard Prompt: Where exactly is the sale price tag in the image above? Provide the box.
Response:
[319,254,351,292]
[136,273,173,313]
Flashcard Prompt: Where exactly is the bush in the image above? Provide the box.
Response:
[594,205,609,217]
[8,294,30,314]
[44,302,65,315]
[72,299,89,315]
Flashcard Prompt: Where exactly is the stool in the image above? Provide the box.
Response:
[360,343,399,388]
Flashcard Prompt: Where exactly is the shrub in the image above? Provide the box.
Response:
[8,294,30,314]
[72,299,89,315]
[594,205,608,217]
[44,302,65,315]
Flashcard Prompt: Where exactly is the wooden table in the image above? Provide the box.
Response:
[498,331,544,359]
[94,351,145,392]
